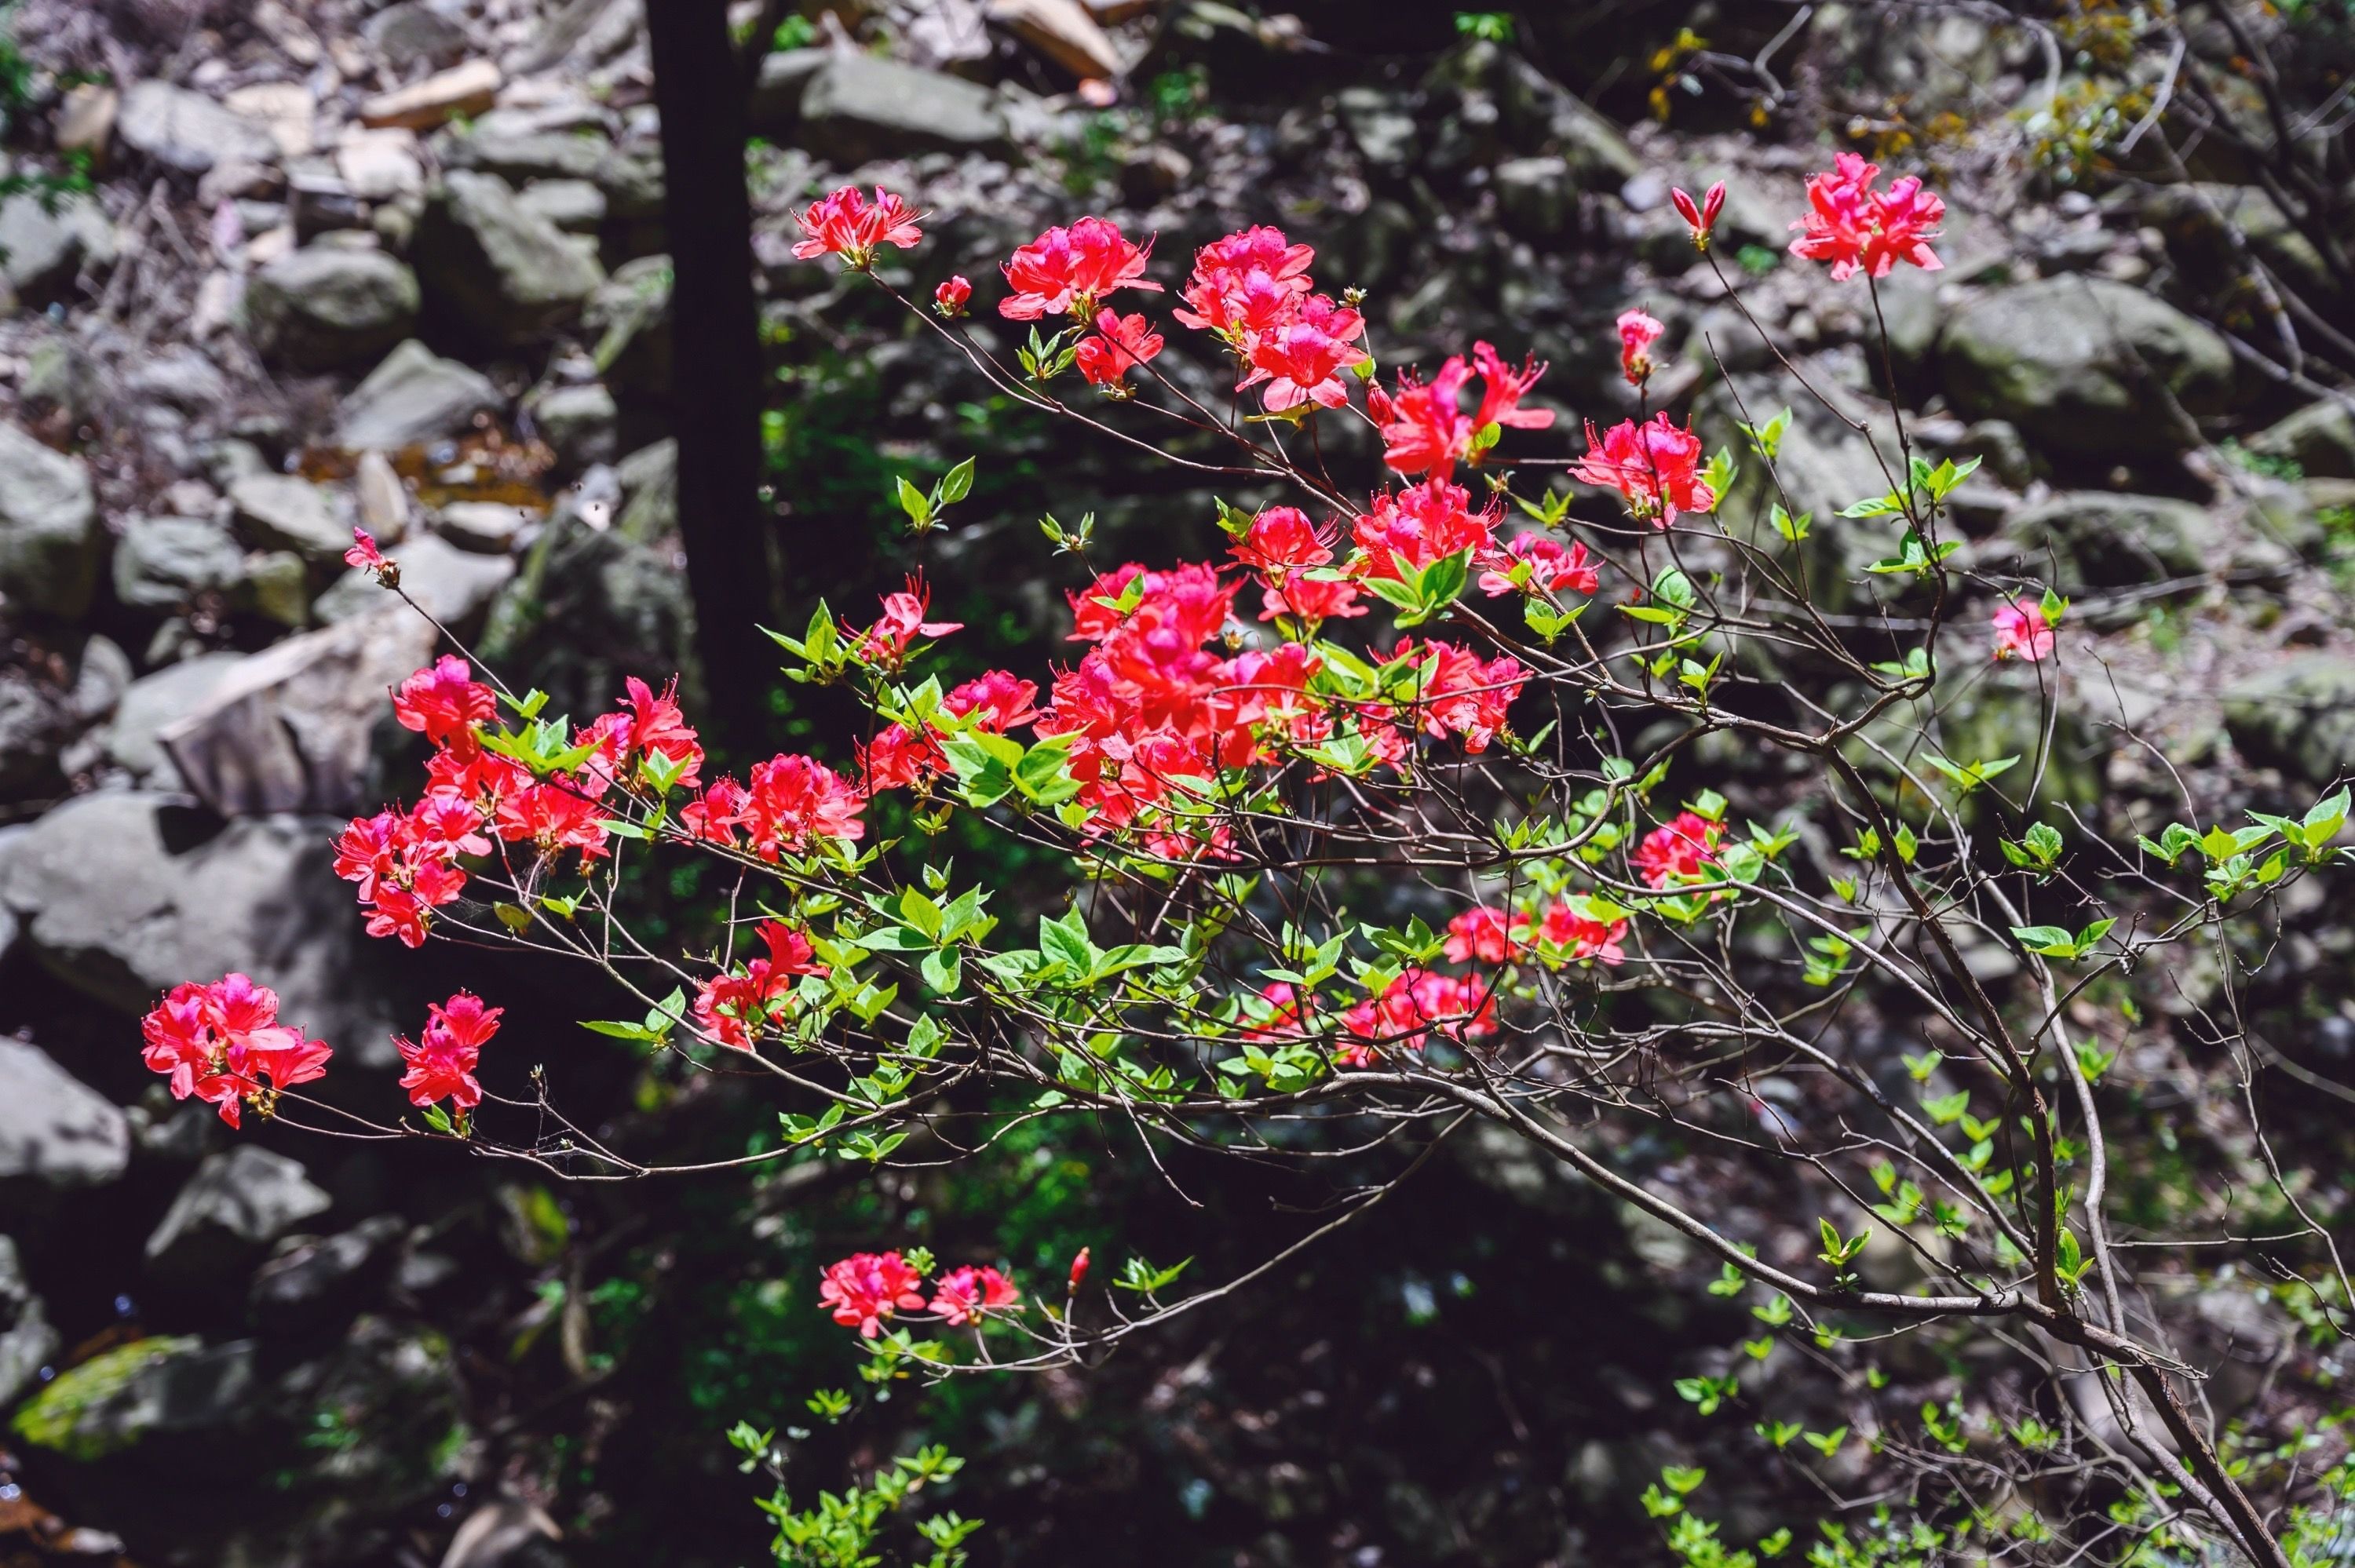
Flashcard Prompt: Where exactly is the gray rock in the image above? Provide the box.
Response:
[0,423,101,622]
[1495,53,1641,183]
[0,188,117,300]
[0,633,128,799]
[336,337,502,450]
[1940,276,2233,456]
[527,380,616,473]
[435,499,531,552]
[123,347,229,413]
[613,436,676,542]
[0,1235,59,1409]
[148,1146,332,1280]
[0,1037,130,1188]
[1998,491,2224,590]
[1493,155,1573,240]
[19,336,103,425]
[114,513,245,611]
[1336,86,1417,170]
[241,245,420,370]
[479,509,696,722]
[156,606,440,817]
[796,53,1006,164]
[2222,654,2355,787]
[361,0,469,69]
[102,651,247,782]
[118,82,280,174]
[7,1335,254,1462]
[412,170,604,346]
[593,139,663,222]
[442,122,612,184]
[312,529,513,627]
[249,1214,403,1332]
[0,793,405,1057]
[582,253,670,397]
[517,176,606,233]
[2247,399,2355,480]
[748,49,827,135]
[229,472,345,563]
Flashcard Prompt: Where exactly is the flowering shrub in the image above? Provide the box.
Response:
[149,166,2352,1568]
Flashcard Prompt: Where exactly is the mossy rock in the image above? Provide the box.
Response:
[10,1336,253,1463]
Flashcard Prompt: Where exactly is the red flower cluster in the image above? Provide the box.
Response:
[140,973,331,1127]
[1368,342,1554,480]
[1992,599,2054,662]
[1444,899,1628,969]
[681,754,867,862]
[1353,479,1499,584]
[395,990,500,1112]
[1478,533,1599,599]
[999,217,1159,321]
[848,572,963,668]
[1075,308,1164,390]
[930,1265,1020,1326]
[1634,811,1726,887]
[1572,413,1717,526]
[933,275,972,317]
[1391,637,1526,755]
[819,1251,928,1337]
[1170,226,1368,412]
[791,185,924,268]
[1789,154,1944,282]
[692,920,829,1051]
[1337,969,1497,1066]
[818,1253,1022,1337]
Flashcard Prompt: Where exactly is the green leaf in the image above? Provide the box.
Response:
[939,456,976,504]
[895,475,932,526]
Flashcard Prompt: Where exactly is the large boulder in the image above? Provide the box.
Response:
[412,170,604,345]
[1938,276,2233,457]
[2246,399,2355,480]
[153,604,439,816]
[0,1037,130,1190]
[0,793,404,1059]
[795,54,1007,165]
[228,472,346,563]
[0,1236,60,1409]
[146,1146,332,1282]
[1993,491,2225,590]
[440,117,613,184]
[248,1214,403,1333]
[0,188,117,300]
[101,651,248,783]
[479,510,696,723]
[9,1335,255,1462]
[526,380,617,474]
[117,82,280,173]
[240,245,421,371]
[0,424,101,622]
[336,337,502,451]
[2222,654,2355,787]
[582,253,671,398]
[112,512,246,611]
[0,633,127,801]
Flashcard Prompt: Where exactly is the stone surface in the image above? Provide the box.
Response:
[1493,155,1573,239]
[312,529,513,627]
[355,449,411,539]
[229,472,345,563]
[0,423,102,622]
[613,436,676,542]
[359,58,502,131]
[53,82,119,161]
[0,792,405,1056]
[0,633,127,800]
[156,606,439,816]
[1998,491,2225,590]
[9,1336,255,1462]
[118,82,280,173]
[113,513,245,611]
[749,49,826,135]
[362,1,469,69]
[1939,276,2234,456]
[985,0,1126,77]
[221,81,316,160]
[412,170,604,345]
[241,245,419,370]
[248,1215,403,1332]
[0,1037,130,1189]
[435,499,531,552]
[0,1235,59,1409]
[148,1146,332,1280]
[2222,653,2355,787]
[101,651,246,782]
[480,509,696,722]
[2247,399,2355,480]
[442,122,612,184]
[334,126,426,202]
[527,380,616,473]
[0,188,118,299]
[336,338,501,450]
[582,253,670,397]
[516,176,606,233]
[796,54,1006,165]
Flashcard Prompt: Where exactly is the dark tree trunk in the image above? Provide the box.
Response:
[644,0,772,756]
